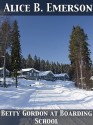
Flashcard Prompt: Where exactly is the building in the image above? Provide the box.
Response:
[18,68,69,81]
[39,71,54,81]
[0,67,10,77]
[20,68,39,80]
[53,73,69,81]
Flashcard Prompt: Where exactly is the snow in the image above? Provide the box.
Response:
[90,76,93,80]
[0,67,9,72]
[0,78,15,85]
[0,67,3,70]
[54,73,69,77]
[39,71,53,76]
[21,68,39,72]
[0,78,93,109]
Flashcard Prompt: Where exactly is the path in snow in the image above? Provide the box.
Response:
[29,81,93,109]
[0,79,93,109]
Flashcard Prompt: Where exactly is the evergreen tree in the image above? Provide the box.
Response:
[40,59,45,71]
[0,19,12,87]
[45,60,50,71]
[60,64,64,73]
[6,52,11,71]
[26,54,34,68]
[0,56,3,67]
[69,26,92,88]
[57,62,61,73]
[62,64,70,74]
[51,62,55,73]
[91,64,93,76]
[34,55,38,70]
[53,62,56,73]
[11,20,21,88]
[21,56,27,69]
[37,57,40,71]
[0,19,11,54]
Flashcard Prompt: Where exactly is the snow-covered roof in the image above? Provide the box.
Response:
[90,76,93,80]
[21,68,39,73]
[0,67,9,72]
[0,67,3,70]
[39,71,54,76]
[54,73,69,77]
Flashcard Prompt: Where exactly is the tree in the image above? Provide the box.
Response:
[45,60,50,71]
[69,26,92,88]
[26,54,34,68]
[91,64,93,76]
[0,19,11,87]
[33,55,41,70]
[0,56,3,67]
[11,20,21,88]
[34,55,38,69]
[62,64,70,74]
[37,57,40,71]
[21,56,27,69]
[40,59,45,71]
[6,52,11,71]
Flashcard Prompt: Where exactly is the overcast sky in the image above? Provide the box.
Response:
[13,16,93,64]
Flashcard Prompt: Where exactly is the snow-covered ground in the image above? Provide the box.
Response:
[0,78,93,109]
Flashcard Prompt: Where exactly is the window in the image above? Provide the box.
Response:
[34,73,37,77]
[30,73,32,76]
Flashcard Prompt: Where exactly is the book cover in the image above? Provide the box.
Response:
[0,0,93,125]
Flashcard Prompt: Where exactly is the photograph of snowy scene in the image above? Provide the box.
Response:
[0,16,93,109]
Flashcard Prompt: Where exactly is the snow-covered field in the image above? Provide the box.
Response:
[0,78,93,109]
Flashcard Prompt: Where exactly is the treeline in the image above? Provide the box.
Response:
[21,54,70,74]
[0,53,71,74]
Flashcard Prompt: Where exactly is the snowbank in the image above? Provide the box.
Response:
[0,78,15,85]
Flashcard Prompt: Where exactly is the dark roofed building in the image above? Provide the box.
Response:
[54,73,69,81]
[39,71,54,81]
[20,68,39,80]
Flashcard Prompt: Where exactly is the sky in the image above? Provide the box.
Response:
[13,16,93,64]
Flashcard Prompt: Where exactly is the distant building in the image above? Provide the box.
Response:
[0,67,10,77]
[18,68,69,81]
[53,73,69,81]
[20,68,39,80]
[39,71,54,81]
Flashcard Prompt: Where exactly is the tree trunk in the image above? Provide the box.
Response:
[15,69,17,88]
[3,46,6,88]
